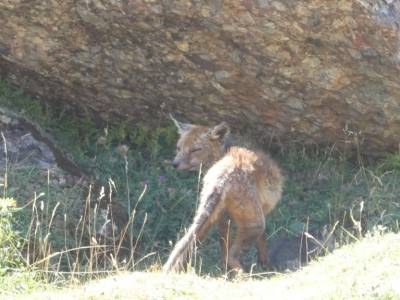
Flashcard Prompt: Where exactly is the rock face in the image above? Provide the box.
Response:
[1,0,400,156]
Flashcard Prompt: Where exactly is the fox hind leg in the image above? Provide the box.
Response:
[226,222,265,271]
[225,193,266,272]
[256,232,268,269]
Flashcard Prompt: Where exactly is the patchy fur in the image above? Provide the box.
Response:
[164,117,283,272]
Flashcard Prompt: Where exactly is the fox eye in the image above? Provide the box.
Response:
[190,147,202,153]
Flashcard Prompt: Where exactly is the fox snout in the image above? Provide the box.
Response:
[171,159,180,169]
[171,155,192,170]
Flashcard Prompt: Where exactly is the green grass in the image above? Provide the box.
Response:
[274,146,400,233]
[0,271,47,296]
[0,80,400,295]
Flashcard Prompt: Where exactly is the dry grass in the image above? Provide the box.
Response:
[11,232,400,300]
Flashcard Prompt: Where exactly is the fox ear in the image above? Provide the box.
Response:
[169,113,193,135]
[210,122,230,140]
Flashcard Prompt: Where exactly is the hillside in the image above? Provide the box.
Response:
[9,232,400,300]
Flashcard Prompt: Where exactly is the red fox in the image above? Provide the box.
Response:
[163,116,283,272]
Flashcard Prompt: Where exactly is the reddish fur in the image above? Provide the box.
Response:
[163,120,283,272]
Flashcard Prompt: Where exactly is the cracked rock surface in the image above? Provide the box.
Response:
[1,0,400,156]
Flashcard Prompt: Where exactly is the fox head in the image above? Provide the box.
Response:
[170,115,230,171]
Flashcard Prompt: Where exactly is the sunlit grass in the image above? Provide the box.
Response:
[11,232,400,299]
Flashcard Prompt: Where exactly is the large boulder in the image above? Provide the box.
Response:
[1,0,400,156]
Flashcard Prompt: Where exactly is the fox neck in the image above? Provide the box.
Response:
[201,144,228,172]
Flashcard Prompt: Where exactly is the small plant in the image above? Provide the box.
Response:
[0,197,24,275]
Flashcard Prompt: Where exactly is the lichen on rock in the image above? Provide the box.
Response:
[1,0,400,156]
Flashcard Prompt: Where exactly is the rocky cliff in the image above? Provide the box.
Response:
[1,0,400,156]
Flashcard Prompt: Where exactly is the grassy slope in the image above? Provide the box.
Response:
[1,81,400,298]
[12,232,400,300]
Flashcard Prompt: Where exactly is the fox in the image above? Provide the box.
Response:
[163,115,283,273]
